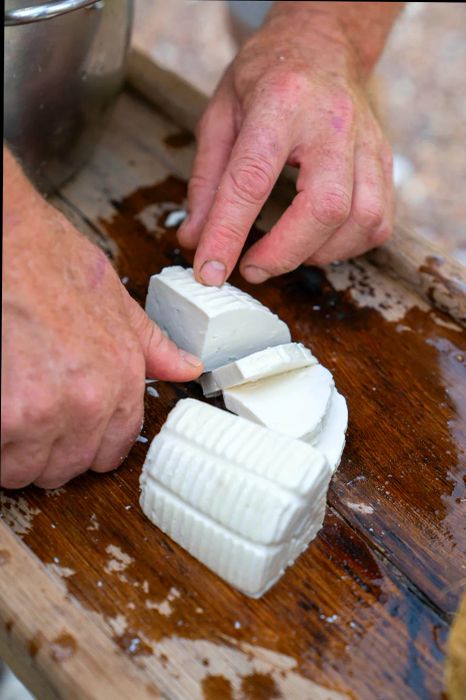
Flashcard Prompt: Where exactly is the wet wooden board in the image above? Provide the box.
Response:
[1,90,465,700]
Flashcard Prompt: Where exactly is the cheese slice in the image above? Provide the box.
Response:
[223,364,334,443]
[140,398,331,598]
[312,390,348,473]
[199,342,317,397]
[145,266,290,371]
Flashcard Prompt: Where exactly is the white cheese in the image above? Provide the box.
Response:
[145,266,290,371]
[223,364,334,443]
[312,390,348,473]
[164,209,187,228]
[140,398,331,598]
[199,343,317,397]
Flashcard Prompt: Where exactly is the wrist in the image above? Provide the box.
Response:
[266,1,403,81]
[251,4,362,85]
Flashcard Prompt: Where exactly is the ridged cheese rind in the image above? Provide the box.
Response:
[199,342,317,397]
[145,267,291,371]
[161,398,328,496]
[140,398,331,597]
[313,390,348,473]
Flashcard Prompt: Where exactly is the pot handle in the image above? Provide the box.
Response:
[5,0,101,25]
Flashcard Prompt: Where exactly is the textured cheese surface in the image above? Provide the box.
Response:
[313,391,348,473]
[140,399,331,597]
[145,266,290,371]
[200,343,317,397]
[223,365,334,442]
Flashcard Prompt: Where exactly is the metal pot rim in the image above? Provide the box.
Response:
[5,0,101,26]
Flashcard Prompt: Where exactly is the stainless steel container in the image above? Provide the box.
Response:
[4,0,133,193]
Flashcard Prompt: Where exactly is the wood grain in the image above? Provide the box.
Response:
[1,90,465,700]
[0,523,160,700]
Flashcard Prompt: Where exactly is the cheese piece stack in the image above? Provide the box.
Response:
[140,398,331,598]
[141,266,348,597]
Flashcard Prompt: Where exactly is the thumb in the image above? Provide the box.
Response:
[125,294,203,381]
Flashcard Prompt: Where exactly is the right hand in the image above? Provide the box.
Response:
[1,173,202,490]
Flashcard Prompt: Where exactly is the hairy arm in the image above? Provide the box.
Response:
[2,147,202,489]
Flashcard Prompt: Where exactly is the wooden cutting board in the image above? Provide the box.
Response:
[1,83,465,700]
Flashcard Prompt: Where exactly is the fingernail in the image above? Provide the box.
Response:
[200,260,226,286]
[179,349,203,367]
[242,265,270,284]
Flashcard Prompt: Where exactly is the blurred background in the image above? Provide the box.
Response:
[133,0,466,264]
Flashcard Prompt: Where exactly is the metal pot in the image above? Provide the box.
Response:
[4,0,133,194]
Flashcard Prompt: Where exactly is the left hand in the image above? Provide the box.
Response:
[178,6,394,285]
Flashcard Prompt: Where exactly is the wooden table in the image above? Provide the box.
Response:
[1,76,465,700]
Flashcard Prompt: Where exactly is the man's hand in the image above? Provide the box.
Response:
[2,149,203,489]
[178,1,403,285]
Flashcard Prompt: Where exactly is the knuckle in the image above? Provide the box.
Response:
[208,220,246,247]
[312,189,351,228]
[188,172,212,197]
[229,154,275,205]
[353,201,385,231]
[73,379,106,419]
[23,396,57,429]
[268,69,311,102]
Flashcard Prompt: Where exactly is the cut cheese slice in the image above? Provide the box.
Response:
[145,266,290,371]
[312,390,348,473]
[223,364,334,443]
[140,398,331,598]
[200,342,317,397]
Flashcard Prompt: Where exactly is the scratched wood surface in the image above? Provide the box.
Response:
[1,89,465,700]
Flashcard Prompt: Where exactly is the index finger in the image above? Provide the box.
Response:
[193,105,292,286]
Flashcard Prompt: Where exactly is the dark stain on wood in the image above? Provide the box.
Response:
[3,178,465,700]
[28,631,46,659]
[0,549,11,566]
[49,633,77,662]
[5,619,14,633]
[240,673,282,699]
[201,675,234,700]
[164,130,195,149]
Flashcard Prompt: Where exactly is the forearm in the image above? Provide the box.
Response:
[268,2,404,79]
